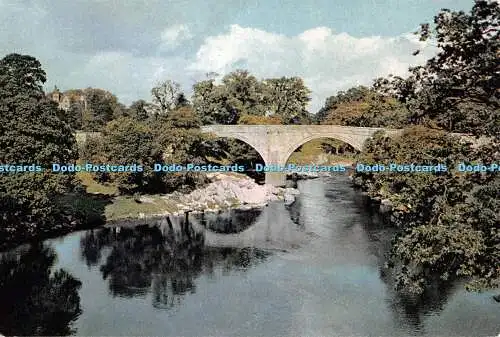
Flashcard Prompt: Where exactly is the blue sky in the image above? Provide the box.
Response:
[0,0,476,112]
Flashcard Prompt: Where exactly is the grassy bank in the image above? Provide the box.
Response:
[73,172,241,222]
[104,195,179,220]
[73,172,179,221]
[72,142,357,222]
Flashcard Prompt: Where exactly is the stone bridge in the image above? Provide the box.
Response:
[201,125,404,186]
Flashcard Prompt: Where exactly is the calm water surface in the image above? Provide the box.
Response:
[1,176,498,336]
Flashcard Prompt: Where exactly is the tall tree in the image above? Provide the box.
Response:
[128,99,149,121]
[315,86,370,123]
[262,77,311,124]
[222,70,266,117]
[0,54,46,100]
[320,89,410,128]
[192,78,236,124]
[95,117,163,194]
[354,0,500,295]
[81,88,120,131]
[147,80,185,117]
[0,53,78,241]
[153,106,211,192]
[374,0,499,136]
[192,70,267,125]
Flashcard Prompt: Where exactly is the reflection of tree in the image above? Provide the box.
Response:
[356,201,456,332]
[0,243,82,336]
[285,195,305,227]
[286,177,456,332]
[80,228,114,267]
[386,281,455,333]
[198,209,261,234]
[80,219,271,310]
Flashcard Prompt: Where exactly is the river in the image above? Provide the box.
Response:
[0,175,498,336]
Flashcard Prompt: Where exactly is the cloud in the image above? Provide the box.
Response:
[189,25,437,112]
[60,51,195,104]
[0,0,438,113]
[160,24,193,49]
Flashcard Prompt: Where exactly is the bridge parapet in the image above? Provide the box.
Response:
[200,124,405,186]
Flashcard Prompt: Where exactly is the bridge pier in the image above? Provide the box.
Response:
[265,172,286,187]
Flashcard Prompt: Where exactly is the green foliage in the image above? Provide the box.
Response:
[192,73,252,125]
[287,138,356,165]
[0,244,82,335]
[319,87,410,127]
[64,102,84,130]
[127,99,149,121]
[147,80,186,117]
[238,113,283,125]
[152,107,210,192]
[191,71,313,173]
[81,88,121,131]
[192,70,312,125]
[0,53,78,241]
[262,77,312,124]
[87,117,163,194]
[351,1,499,295]
[374,0,499,136]
[0,53,46,100]
[222,70,267,118]
[354,126,499,294]
[81,107,211,194]
[316,86,370,123]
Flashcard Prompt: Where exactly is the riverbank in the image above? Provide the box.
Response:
[105,172,300,221]
[0,172,300,252]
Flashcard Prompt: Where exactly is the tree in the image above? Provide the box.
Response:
[0,54,78,242]
[262,77,312,124]
[60,101,84,130]
[319,86,409,128]
[128,99,149,121]
[354,127,499,294]
[315,86,370,123]
[222,70,267,117]
[0,53,46,100]
[146,80,185,117]
[80,88,121,131]
[192,78,237,124]
[358,1,500,296]
[95,117,163,194]
[153,106,210,192]
[238,113,283,125]
[375,0,499,136]
[192,70,267,125]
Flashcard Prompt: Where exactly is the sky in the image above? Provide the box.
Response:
[0,0,477,112]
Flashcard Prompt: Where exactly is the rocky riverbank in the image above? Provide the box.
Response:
[110,172,300,221]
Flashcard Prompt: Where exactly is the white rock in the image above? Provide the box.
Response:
[285,188,300,195]
[284,193,295,205]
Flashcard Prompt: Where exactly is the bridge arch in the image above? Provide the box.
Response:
[206,133,270,164]
[200,125,404,186]
[203,133,269,184]
[282,133,363,166]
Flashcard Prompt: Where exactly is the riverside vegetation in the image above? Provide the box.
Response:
[0,0,498,298]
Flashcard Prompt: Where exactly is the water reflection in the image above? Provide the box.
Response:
[197,208,262,233]
[0,243,82,336]
[80,218,271,310]
[2,177,497,336]
[388,283,456,334]
[284,176,463,333]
